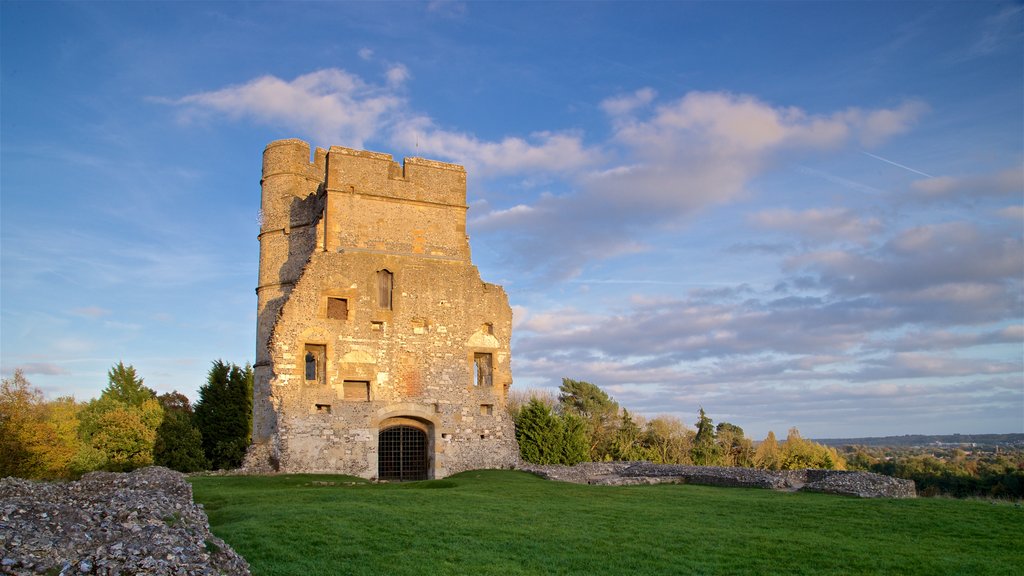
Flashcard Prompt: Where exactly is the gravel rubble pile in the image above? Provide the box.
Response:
[0,466,250,575]
[518,462,916,498]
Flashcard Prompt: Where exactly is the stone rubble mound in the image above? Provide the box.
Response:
[1,466,250,575]
[518,461,916,498]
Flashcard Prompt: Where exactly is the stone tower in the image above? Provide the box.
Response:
[249,139,518,479]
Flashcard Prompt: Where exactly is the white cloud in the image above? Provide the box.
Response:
[601,87,656,117]
[911,165,1024,200]
[358,47,374,60]
[997,205,1024,220]
[750,207,883,245]
[168,69,406,149]
[393,119,601,175]
[15,363,70,376]
[842,100,929,147]
[386,64,410,87]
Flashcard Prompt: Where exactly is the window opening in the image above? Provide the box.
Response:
[377,269,393,309]
[327,297,348,320]
[315,404,332,414]
[343,380,370,401]
[480,404,493,416]
[304,344,326,385]
[474,353,492,387]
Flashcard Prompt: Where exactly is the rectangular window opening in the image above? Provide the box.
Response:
[377,270,393,310]
[343,380,370,402]
[474,353,493,387]
[327,297,348,320]
[315,404,332,414]
[304,344,326,385]
[480,404,493,416]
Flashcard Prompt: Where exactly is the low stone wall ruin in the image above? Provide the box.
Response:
[0,467,249,575]
[517,461,916,498]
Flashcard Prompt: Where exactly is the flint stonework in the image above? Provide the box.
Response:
[246,140,518,479]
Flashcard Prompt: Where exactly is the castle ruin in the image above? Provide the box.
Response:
[249,139,518,479]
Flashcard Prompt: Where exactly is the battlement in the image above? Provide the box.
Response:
[325,145,466,208]
[261,139,467,208]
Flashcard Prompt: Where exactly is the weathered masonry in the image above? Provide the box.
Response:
[248,139,518,480]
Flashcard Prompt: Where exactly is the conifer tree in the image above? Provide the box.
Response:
[194,360,253,470]
[154,392,208,472]
[691,407,722,466]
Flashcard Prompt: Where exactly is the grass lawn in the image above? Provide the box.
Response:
[189,470,1022,576]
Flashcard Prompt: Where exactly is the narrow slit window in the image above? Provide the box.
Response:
[327,297,348,320]
[474,353,492,387]
[304,344,326,385]
[377,269,393,310]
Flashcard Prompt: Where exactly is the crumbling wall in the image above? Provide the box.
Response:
[518,462,917,498]
[0,467,249,575]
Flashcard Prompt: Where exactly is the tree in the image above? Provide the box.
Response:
[716,422,753,467]
[611,410,648,461]
[194,360,253,470]
[154,391,208,472]
[90,402,161,471]
[691,408,722,466]
[514,398,588,465]
[0,371,83,479]
[753,431,781,470]
[642,416,694,464]
[778,427,845,470]
[558,378,619,460]
[103,362,156,406]
[77,363,164,473]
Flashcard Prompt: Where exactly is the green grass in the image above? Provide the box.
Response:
[189,470,1022,576]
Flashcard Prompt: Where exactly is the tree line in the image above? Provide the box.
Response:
[0,361,252,479]
[511,378,845,471]
[842,445,1024,499]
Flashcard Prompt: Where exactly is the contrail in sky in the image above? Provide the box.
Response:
[861,151,935,178]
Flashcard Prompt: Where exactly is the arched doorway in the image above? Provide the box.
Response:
[378,425,428,481]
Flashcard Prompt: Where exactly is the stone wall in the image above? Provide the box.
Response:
[249,139,518,479]
[518,462,917,498]
[0,467,249,575]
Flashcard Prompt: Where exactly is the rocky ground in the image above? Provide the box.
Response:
[0,467,249,575]
[518,461,917,498]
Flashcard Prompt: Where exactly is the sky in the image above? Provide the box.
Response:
[1,1,1021,439]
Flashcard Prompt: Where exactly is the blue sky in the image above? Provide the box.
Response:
[2,1,1021,438]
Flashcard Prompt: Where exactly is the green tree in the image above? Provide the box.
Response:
[716,422,753,467]
[194,360,253,470]
[154,391,208,472]
[90,402,162,471]
[558,378,619,460]
[514,398,588,465]
[611,410,648,461]
[77,363,164,473]
[691,408,722,466]
[103,362,156,406]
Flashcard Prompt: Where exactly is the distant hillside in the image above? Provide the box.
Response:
[813,433,1024,448]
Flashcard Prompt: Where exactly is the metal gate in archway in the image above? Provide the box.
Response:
[378,425,428,481]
